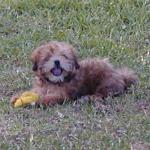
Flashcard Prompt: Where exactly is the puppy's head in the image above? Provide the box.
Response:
[31,41,79,83]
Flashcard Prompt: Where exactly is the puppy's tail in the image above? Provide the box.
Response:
[117,67,138,88]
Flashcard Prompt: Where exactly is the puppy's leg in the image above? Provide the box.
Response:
[78,78,125,103]
[37,95,66,106]
[95,78,125,99]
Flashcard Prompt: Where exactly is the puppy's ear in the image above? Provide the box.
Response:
[72,49,80,69]
[32,62,38,71]
[74,56,80,69]
[31,49,39,71]
[75,59,80,69]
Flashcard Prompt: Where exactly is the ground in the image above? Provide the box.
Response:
[0,0,150,149]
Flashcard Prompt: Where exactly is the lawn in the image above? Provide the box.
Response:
[0,0,150,149]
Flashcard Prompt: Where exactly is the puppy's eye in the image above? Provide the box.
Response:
[44,55,51,61]
[75,60,80,69]
[32,62,38,71]
[62,54,69,59]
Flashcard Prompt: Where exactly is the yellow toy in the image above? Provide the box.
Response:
[13,91,40,108]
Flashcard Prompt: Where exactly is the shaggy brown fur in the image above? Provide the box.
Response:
[11,41,138,106]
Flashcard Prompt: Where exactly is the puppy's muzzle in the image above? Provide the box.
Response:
[51,60,63,76]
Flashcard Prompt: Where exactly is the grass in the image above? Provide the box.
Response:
[0,0,150,149]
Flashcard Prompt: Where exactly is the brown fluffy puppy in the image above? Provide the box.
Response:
[11,41,138,106]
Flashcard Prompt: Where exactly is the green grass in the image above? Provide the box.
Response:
[0,0,150,149]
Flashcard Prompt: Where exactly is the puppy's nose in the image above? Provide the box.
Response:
[54,60,60,67]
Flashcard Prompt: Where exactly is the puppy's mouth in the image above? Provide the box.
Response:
[51,67,63,76]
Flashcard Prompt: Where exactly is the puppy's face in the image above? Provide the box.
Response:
[31,41,79,83]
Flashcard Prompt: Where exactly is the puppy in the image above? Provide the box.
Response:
[11,41,138,106]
